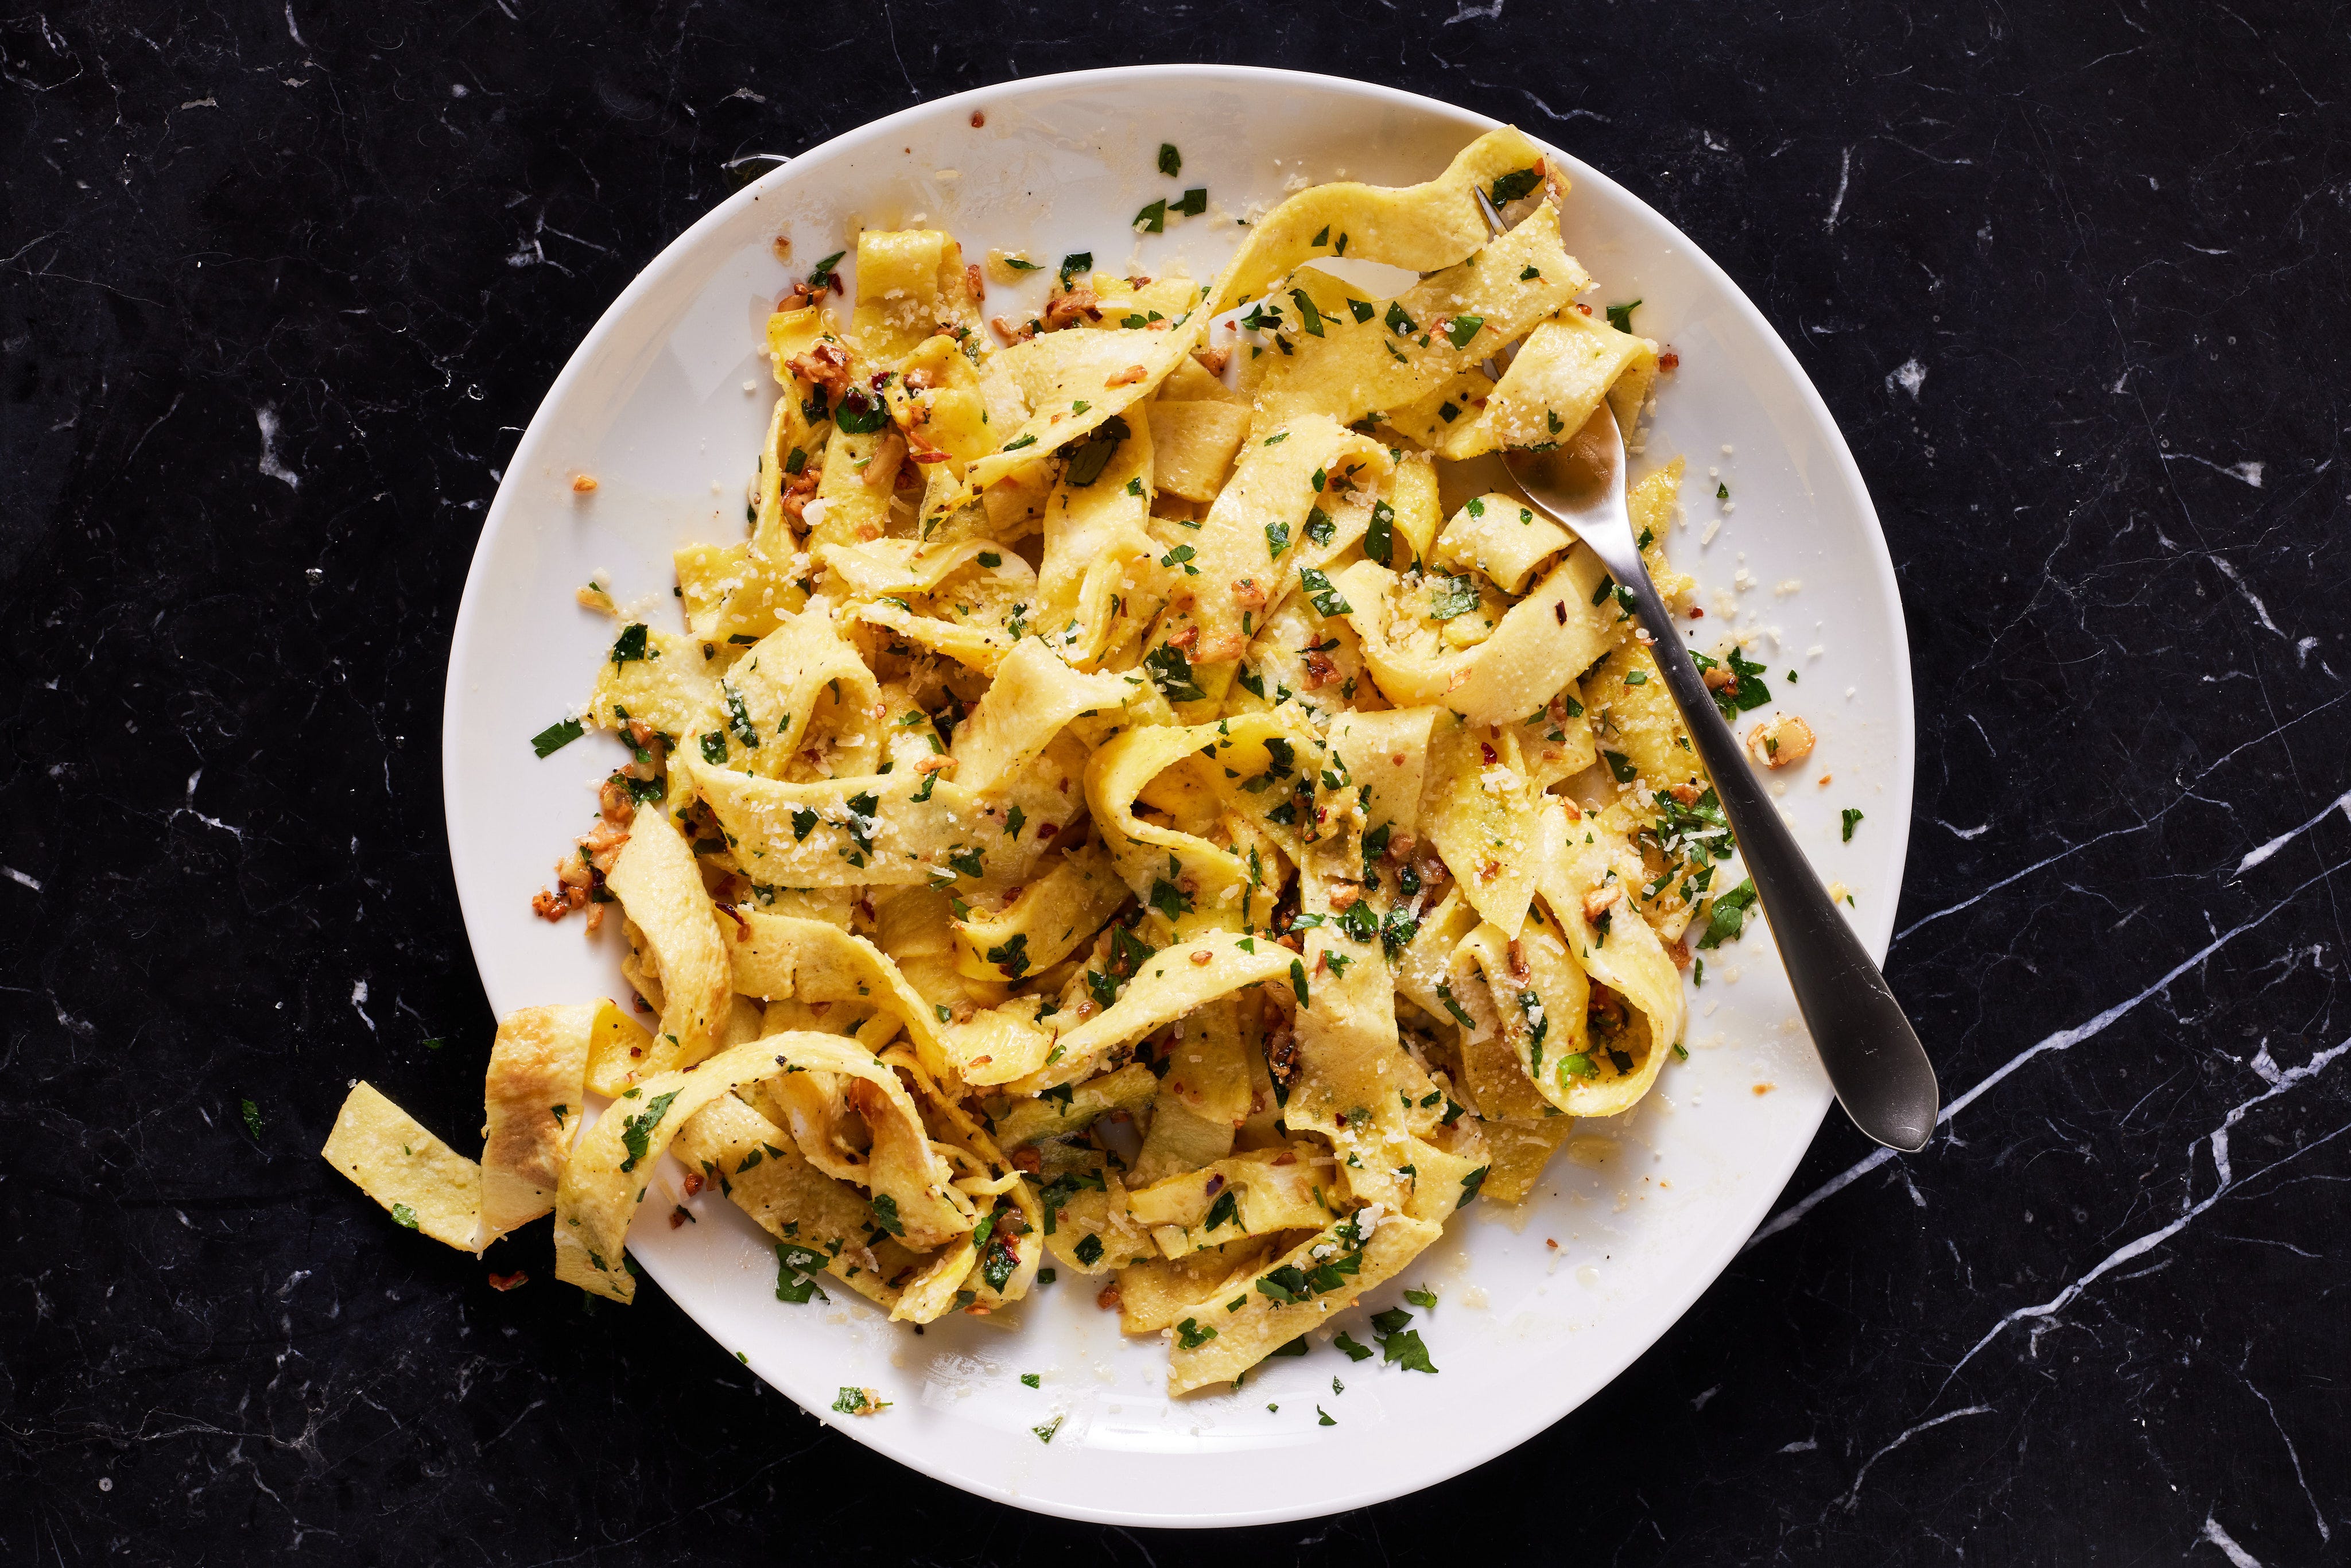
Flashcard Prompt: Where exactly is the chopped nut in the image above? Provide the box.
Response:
[1096,1284,1123,1310]
[964,262,984,305]
[785,341,852,398]
[1229,576,1267,610]
[1043,288,1100,331]
[1746,714,1816,768]
[1582,885,1622,923]
[1190,949,1214,965]
[571,474,599,494]
[862,432,908,488]
[1194,345,1231,375]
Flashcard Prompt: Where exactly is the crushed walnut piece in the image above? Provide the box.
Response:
[1043,288,1100,331]
[1746,713,1816,768]
[785,341,852,399]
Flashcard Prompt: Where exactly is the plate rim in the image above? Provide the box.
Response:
[440,62,1915,1528]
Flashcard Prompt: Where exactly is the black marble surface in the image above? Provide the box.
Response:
[7,3,2349,1562]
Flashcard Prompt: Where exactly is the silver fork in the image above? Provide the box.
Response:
[1473,190,1937,1151]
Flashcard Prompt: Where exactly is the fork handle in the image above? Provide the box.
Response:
[1620,566,1939,1151]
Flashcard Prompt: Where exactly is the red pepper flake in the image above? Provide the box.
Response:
[488,1270,529,1291]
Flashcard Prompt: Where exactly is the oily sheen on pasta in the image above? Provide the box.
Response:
[328,129,1756,1396]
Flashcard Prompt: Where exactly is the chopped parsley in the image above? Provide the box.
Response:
[1489,167,1543,204]
[1379,905,1419,960]
[1429,575,1480,620]
[1696,646,1772,719]
[833,391,889,433]
[1202,1187,1241,1233]
[531,717,584,758]
[1605,298,1642,334]
[1064,416,1130,487]
[775,1243,829,1304]
[609,623,649,666]
[1696,878,1759,949]
[1145,643,1206,703]
[1842,808,1865,842]
[1444,315,1484,350]
[1289,288,1325,337]
[1297,568,1352,618]
[1159,142,1182,177]
[617,1090,680,1173]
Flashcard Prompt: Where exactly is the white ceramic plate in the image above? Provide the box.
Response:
[442,65,1914,1528]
